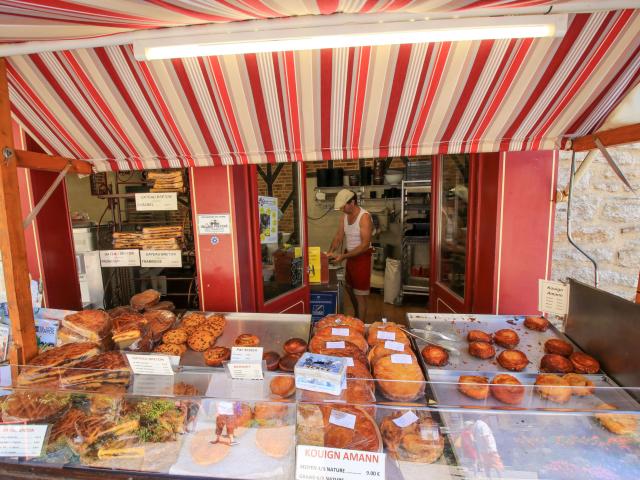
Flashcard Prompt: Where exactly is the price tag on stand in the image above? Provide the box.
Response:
[0,425,49,457]
[135,192,177,211]
[99,249,140,267]
[140,250,182,268]
[295,445,385,480]
[126,354,177,376]
[227,347,264,380]
[538,279,569,315]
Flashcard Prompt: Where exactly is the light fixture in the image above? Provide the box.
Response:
[133,13,567,61]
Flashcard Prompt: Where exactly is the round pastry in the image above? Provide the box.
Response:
[524,315,550,332]
[270,376,296,398]
[309,334,368,354]
[373,354,425,402]
[130,289,160,311]
[154,343,187,356]
[468,341,495,359]
[254,402,289,427]
[367,322,410,346]
[323,406,381,452]
[540,354,573,373]
[203,346,231,366]
[345,371,376,405]
[493,329,520,349]
[399,428,444,463]
[197,323,224,338]
[421,345,449,367]
[535,374,571,404]
[490,374,525,405]
[188,330,216,352]
[283,338,307,354]
[317,341,368,367]
[162,328,188,345]
[279,353,302,372]
[314,315,365,335]
[563,373,595,396]
[467,330,492,343]
[569,352,600,374]
[234,334,260,347]
[263,351,281,371]
[497,349,529,371]
[458,375,489,400]
[181,312,206,329]
[544,339,573,357]
[595,403,638,435]
[367,342,413,366]
[380,410,419,453]
[205,313,226,327]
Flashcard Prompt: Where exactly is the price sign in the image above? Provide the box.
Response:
[135,192,177,211]
[140,250,182,268]
[538,279,569,315]
[228,347,263,380]
[295,445,385,480]
[99,249,140,267]
[0,425,49,457]
[126,354,176,376]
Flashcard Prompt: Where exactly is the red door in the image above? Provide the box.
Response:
[430,154,477,313]
[249,162,310,314]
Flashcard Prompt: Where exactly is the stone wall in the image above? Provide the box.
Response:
[552,144,640,301]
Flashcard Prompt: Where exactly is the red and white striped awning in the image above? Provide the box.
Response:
[6,9,640,171]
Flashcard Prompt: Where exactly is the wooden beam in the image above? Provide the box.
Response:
[572,123,640,152]
[15,149,92,175]
[0,58,38,364]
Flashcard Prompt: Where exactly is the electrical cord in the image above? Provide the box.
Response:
[307,207,334,221]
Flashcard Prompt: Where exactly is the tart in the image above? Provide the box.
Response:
[497,349,529,371]
[263,351,281,371]
[563,373,595,396]
[540,354,573,374]
[234,333,260,347]
[569,352,600,374]
[373,354,425,402]
[535,374,571,404]
[283,338,307,354]
[467,330,492,343]
[458,375,489,400]
[490,374,525,405]
[421,345,449,367]
[544,339,573,357]
[203,346,231,367]
[468,341,496,359]
[524,315,550,332]
[493,329,520,349]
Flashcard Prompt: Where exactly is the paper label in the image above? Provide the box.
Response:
[140,250,182,267]
[230,347,263,363]
[217,401,235,416]
[332,328,349,337]
[538,279,569,315]
[135,192,177,211]
[132,373,175,396]
[329,410,356,429]
[308,246,322,284]
[0,324,9,362]
[384,341,405,352]
[100,249,140,267]
[34,318,58,348]
[344,357,354,367]
[391,354,413,364]
[377,331,395,340]
[295,445,386,480]
[197,214,231,235]
[392,411,419,428]
[228,347,264,380]
[126,353,175,376]
[0,424,49,457]
[326,341,345,349]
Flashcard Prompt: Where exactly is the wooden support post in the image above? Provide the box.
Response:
[0,57,38,365]
[636,272,640,304]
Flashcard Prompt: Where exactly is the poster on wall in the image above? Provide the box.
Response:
[258,196,278,244]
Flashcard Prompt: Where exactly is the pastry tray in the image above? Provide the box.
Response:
[407,313,585,374]
[178,312,311,369]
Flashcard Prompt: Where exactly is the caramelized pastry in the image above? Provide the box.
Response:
[314,315,365,335]
[524,316,550,332]
[323,406,381,452]
[279,353,302,372]
[270,376,296,398]
[234,333,260,347]
[373,354,425,402]
[458,375,489,400]
[263,351,281,371]
[544,339,573,357]
[468,341,495,359]
[421,345,449,367]
[540,354,573,374]
[535,374,571,404]
[497,349,529,371]
[467,330,492,343]
[367,321,410,346]
[490,374,525,405]
[283,338,307,354]
[493,329,520,349]
[309,334,368,354]
[367,341,412,366]
[595,403,638,435]
[203,346,231,367]
[563,373,595,396]
[569,352,600,374]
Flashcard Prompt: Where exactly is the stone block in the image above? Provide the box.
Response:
[570,226,615,243]
[601,200,640,222]
[598,270,638,288]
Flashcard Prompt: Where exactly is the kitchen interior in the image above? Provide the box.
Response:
[306,157,433,323]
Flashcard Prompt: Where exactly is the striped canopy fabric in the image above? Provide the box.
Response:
[0,1,582,42]
[7,9,640,171]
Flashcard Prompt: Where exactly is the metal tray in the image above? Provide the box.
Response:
[178,312,311,369]
[407,313,584,374]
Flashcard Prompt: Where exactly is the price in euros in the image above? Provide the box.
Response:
[365,471,381,477]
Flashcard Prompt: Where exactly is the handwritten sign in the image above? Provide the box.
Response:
[295,445,385,480]
[135,192,177,211]
[538,279,569,315]
[0,425,49,457]
[126,353,176,376]
[197,214,231,235]
[99,249,140,267]
[228,347,263,380]
[140,250,182,268]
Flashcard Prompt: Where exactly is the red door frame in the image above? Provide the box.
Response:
[430,154,478,313]
[248,163,310,314]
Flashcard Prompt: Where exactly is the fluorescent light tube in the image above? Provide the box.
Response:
[134,14,567,61]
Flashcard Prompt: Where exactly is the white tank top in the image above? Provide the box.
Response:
[344,208,369,252]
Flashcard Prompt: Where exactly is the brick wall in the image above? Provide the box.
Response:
[552,144,640,300]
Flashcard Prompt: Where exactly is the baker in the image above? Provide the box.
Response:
[328,189,373,322]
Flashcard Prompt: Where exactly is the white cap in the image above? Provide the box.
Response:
[334,189,356,210]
